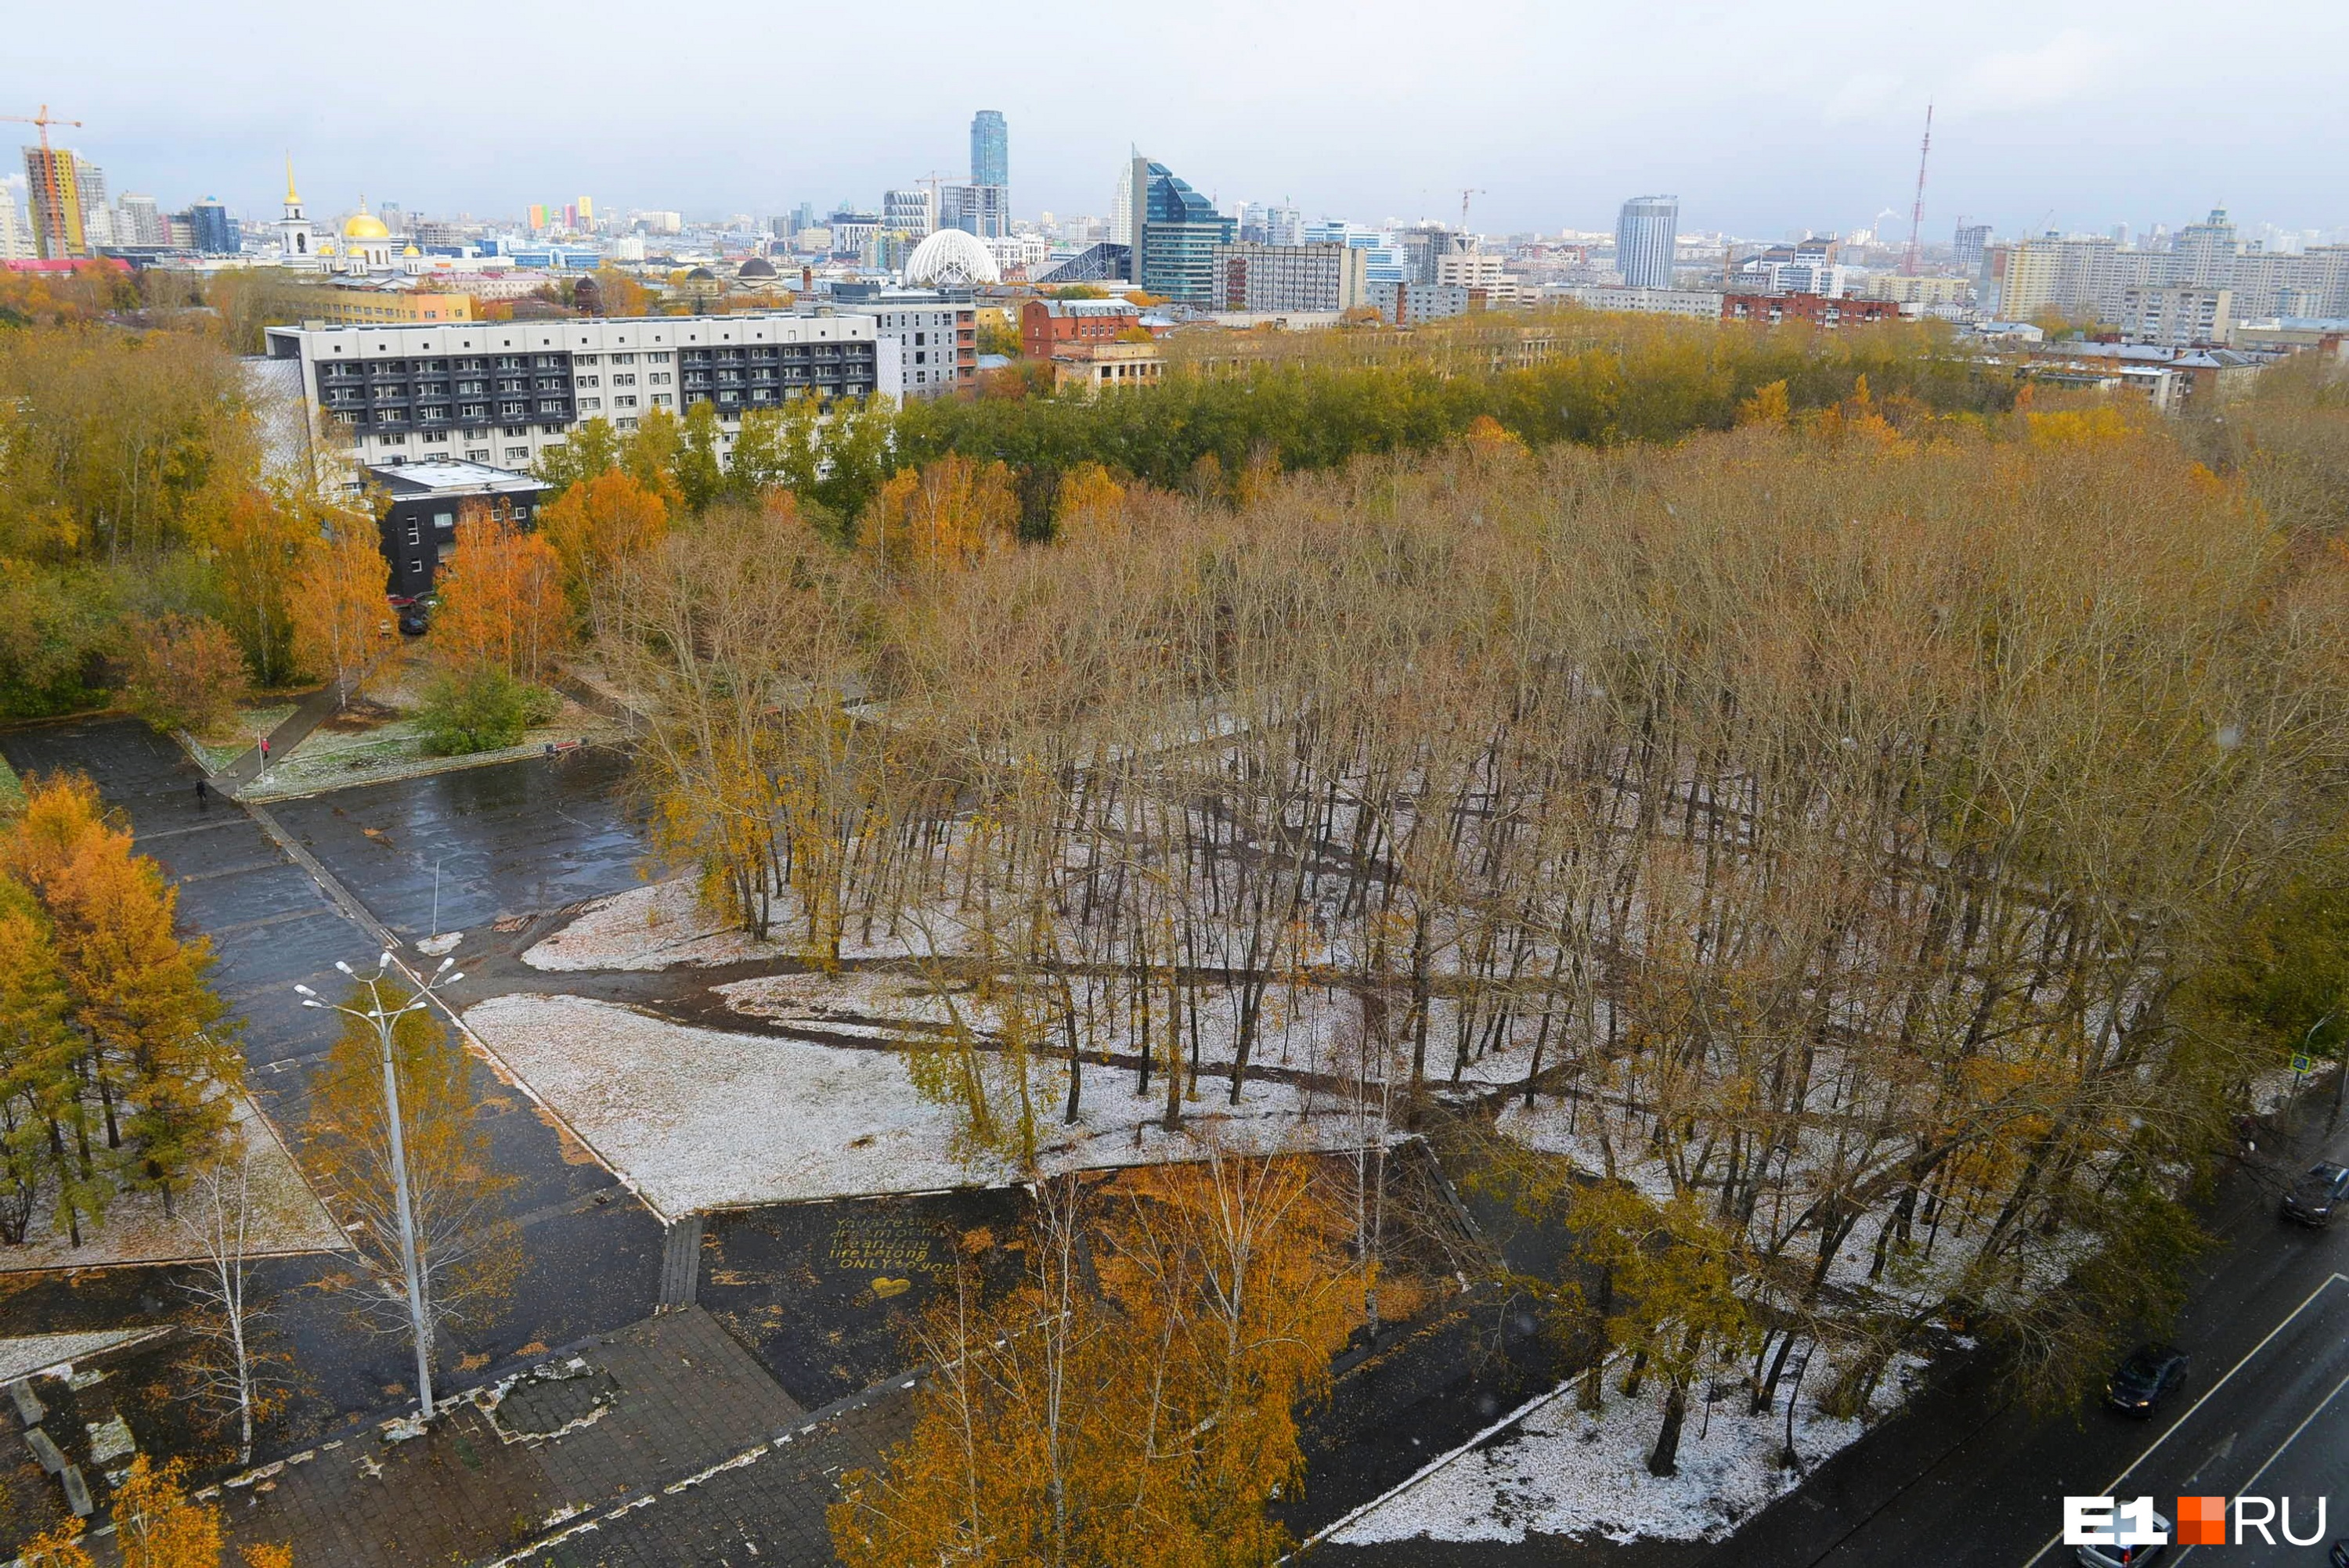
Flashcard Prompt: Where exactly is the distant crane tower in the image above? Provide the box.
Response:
[1460,187,1486,242]
[1900,103,1932,276]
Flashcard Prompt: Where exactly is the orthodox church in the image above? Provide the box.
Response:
[276,160,422,276]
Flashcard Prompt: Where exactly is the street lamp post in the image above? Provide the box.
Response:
[296,952,463,1421]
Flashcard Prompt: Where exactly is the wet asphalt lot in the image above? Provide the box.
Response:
[0,721,662,1432]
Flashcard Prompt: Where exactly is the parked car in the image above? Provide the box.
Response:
[2282,1162,2349,1227]
[2105,1345,2188,1416]
[2075,1516,2170,1567]
[398,606,430,637]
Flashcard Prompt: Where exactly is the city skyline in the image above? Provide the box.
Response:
[9,0,2345,240]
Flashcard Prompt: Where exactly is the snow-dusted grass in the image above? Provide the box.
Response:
[460,993,1384,1215]
[1498,1090,2102,1314]
[184,703,300,773]
[1496,1098,1682,1206]
[244,709,619,802]
[0,1328,165,1385]
[522,877,934,972]
[1328,1355,1918,1548]
[525,878,788,972]
[716,966,1369,1083]
[0,1097,344,1274]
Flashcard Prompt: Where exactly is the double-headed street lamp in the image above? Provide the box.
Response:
[295,952,462,1419]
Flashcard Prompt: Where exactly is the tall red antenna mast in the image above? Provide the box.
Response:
[1901,103,1932,276]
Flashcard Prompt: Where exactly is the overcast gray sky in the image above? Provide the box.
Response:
[10,0,2344,240]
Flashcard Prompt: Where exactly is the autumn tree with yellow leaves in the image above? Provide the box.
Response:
[831,1154,1359,1568]
[285,513,391,701]
[430,510,569,684]
[0,773,240,1243]
[536,466,670,619]
[857,454,1019,575]
[117,613,251,737]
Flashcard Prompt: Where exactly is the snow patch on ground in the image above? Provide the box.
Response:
[461,993,1384,1214]
[521,878,879,972]
[0,1328,161,1386]
[0,1096,344,1274]
[1494,1098,1680,1205]
[1330,1357,1916,1547]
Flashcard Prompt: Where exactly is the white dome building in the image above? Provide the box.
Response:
[904,227,1000,288]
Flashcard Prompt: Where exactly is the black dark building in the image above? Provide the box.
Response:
[365,460,548,600]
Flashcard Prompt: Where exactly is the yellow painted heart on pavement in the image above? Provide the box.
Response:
[871,1276,911,1299]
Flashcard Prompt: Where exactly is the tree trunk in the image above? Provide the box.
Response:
[1647,1379,1687,1477]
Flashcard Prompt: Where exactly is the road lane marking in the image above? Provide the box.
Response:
[2020,1271,2349,1566]
[2170,1363,2349,1563]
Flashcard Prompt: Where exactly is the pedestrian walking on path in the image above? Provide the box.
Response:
[258,736,271,775]
[195,778,209,809]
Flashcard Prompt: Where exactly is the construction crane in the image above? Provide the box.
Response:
[2,102,79,153]
[1459,187,1487,240]
[5,105,84,260]
[909,170,958,232]
[1900,103,1932,276]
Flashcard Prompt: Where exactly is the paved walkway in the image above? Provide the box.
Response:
[212,1307,813,1568]
[207,679,351,793]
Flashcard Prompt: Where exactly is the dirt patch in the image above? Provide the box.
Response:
[318,696,404,733]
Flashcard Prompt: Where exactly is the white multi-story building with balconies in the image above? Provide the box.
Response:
[262,312,879,475]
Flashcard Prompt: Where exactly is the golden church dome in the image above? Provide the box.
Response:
[342,208,391,241]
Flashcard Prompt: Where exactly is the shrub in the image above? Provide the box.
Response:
[117,613,250,735]
[416,667,555,755]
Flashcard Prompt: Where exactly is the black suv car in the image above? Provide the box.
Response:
[2283,1162,2349,1227]
[2105,1345,2188,1416]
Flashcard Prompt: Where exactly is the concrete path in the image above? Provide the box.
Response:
[204,679,350,794]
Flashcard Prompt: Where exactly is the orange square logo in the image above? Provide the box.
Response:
[2177,1495,2228,1546]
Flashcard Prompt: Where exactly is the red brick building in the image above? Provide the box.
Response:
[1721,292,1903,328]
[1021,297,1146,359]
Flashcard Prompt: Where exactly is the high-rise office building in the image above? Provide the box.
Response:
[828,211,882,262]
[22,146,104,259]
[970,110,1008,189]
[189,198,238,254]
[1615,196,1678,290]
[1127,156,1236,307]
[941,183,1008,240]
[961,110,1009,239]
[1953,222,1991,274]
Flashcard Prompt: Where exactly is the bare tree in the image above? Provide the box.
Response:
[175,1141,285,1462]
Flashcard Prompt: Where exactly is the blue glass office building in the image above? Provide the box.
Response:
[971,111,1008,189]
[189,199,238,254]
[1128,157,1234,307]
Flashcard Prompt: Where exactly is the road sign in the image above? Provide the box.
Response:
[2293,1054,2314,1073]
